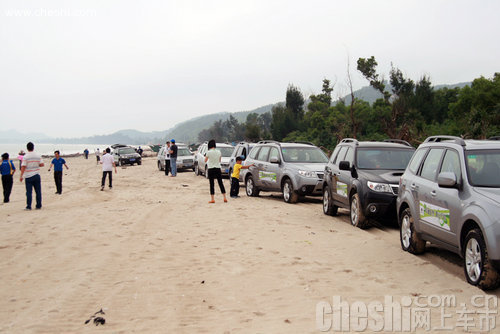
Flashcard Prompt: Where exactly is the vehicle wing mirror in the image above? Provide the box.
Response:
[437,172,457,188]
[270,157,280,164]
[339,161,350,171]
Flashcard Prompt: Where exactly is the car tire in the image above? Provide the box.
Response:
[117,159,121,167]
[399,208,425,254]
[283,179,299,204]
[194,163,200,176]
[137,160,142,166]
[245,175,260,197]
[350,193,370,229]
[463,228,500,290]
[323,187,338,216]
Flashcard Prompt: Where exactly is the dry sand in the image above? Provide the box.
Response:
[1,156,499,333]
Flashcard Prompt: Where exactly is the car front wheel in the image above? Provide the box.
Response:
[464,228,500,290]
[323,187,338,216]
[194,163,200,176]
[283,179,299,204]
[400,208,425,254]
[245,175,260,197]
[350,193,369,229]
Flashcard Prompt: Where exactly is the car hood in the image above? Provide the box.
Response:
[221,157,231,164]
[292,163,327,172]
[357,169,404,184]
[178,155,194,159]
[473,188,500,206]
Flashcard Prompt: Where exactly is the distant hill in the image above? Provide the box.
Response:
[0,82,470,146]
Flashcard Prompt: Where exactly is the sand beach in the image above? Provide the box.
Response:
[1,156,499,333]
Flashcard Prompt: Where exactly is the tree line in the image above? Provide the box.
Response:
[198,56,500,150]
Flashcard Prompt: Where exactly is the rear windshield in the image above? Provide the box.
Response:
[281,147,328,163]
[118,148,136,154]
[356,148,414,170]
[466,150,500,187]
[178,148,192,156]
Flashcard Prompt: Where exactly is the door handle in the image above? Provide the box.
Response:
[410,183,417,190]
[430,190,437,197]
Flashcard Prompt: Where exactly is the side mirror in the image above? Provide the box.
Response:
[270,157,280,164]
[339,161,350,171]
[437,172,458,188]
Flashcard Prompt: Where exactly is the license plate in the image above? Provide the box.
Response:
[130,158,135,161]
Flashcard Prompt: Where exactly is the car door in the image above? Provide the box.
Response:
[264,147,282,191]
[331,146,351,206]
[255,146,271,189]
[414,148,451,240]
[325,146,341,191]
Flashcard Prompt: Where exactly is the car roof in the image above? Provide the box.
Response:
[356,142,415,149]
[419,137,500,150]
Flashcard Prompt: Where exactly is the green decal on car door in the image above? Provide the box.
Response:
[419,201,450,231]
[336,182,348,197]
[259,171,277,182]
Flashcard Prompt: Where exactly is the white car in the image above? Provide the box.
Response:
[194,142,235,177]
[157,145,194,171]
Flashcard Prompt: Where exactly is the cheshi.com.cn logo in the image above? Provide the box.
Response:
[316,295,497,332]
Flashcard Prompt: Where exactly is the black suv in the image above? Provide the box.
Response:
[322,139,415,228]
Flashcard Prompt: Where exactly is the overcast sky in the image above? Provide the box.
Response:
[1,0,499,138]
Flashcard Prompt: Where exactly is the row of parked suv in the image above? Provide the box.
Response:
[205,136,499,290]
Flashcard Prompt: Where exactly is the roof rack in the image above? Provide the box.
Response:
[383,139,412,147]
[488,136,500,141]
[288,141,315,146]
[424,136,466,146]
[340,138,359,145]
[257,140,281,145]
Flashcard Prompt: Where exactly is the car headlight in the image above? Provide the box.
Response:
[298,170,316,178]
[367,181,392,193]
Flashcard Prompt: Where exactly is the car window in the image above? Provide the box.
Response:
[269,147,280,162]
[335,146,348,165]
[408,148,427,174]
[420,148,444,181]
[257,146,271,161]
[236,146,243,157]
[241,147,247,159]
[356,148,414,170]
[178,148,192,156]
[440,149,462,180]
[281,147,328,163]
[249,147,259,159]
[329,146,341,164]
[466,149,500,187]
[218,147,234,157]
[344,148,354,164]
[119,148,136,154]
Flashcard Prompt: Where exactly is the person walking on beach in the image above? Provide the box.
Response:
[48,150,69,194]
[1,153,16,203]
[84,148,89,159]
[230,156,253,198]
[169,139,178,177]
[205,139,227,203]
[95,148,101,165]
[19,142,44,210]
[164,141,171,176]
[100,147,117,191]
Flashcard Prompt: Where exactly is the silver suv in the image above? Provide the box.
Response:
[244,141,328,203]
[397,136,500,290]
[157,145,194,171]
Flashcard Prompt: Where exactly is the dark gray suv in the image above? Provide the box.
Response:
[397,136,500,290]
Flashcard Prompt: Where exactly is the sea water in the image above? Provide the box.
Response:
[0,143,112,158]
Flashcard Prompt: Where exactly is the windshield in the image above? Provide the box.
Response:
[356,148,414,170]
[281,147,328,163]
[217,147,234,157]
[178,148,192,156]
[466,150,500,187]
[118,148,136,154]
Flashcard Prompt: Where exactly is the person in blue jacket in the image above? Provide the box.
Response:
[48,150,69,194]
[1,153,16,203]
